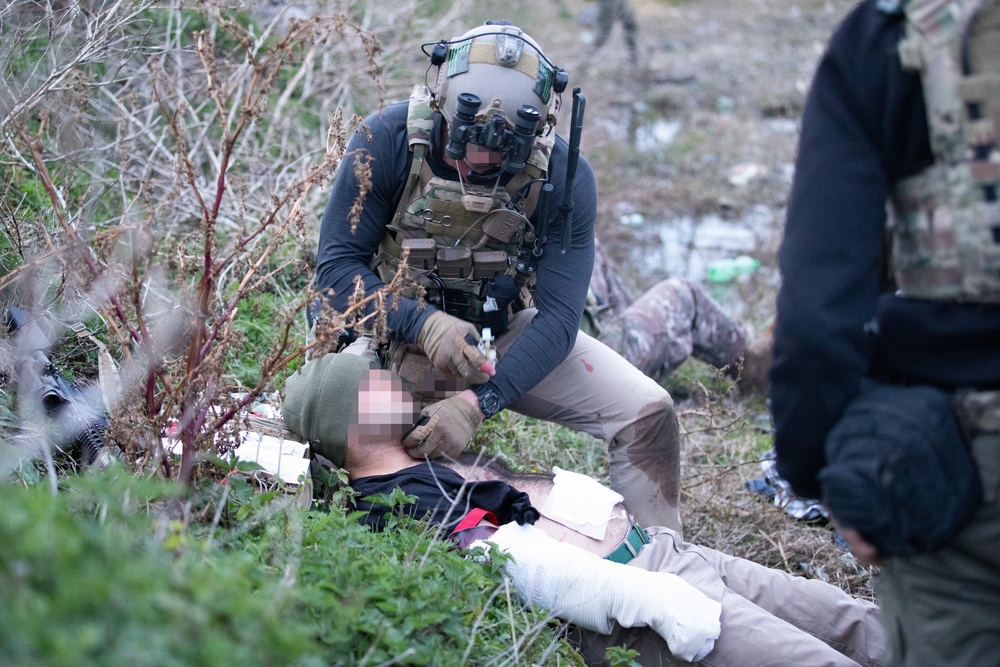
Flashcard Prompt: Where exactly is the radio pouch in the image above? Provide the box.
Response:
[437,247,473,279]
[401,238,437,271]
[481,275,520,337]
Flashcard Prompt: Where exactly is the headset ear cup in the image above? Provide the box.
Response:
[553,68,569,94]
[430,40,448,66]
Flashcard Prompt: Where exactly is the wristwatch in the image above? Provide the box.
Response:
[473,385,504,419]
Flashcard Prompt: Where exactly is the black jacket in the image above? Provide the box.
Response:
[770,0,1000,498]
[351,461,537,532]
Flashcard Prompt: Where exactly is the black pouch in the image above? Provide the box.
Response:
[820,381,983,557]
[481,275,520,336]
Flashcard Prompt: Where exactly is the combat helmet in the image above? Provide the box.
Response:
[424,21,568,167]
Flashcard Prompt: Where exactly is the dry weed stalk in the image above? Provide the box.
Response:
[0,0,413,485]
[677,390,876,599]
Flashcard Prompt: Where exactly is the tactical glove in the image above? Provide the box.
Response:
[417,311,492,384]
[403,393,483,459]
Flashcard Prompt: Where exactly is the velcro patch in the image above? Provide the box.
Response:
[447,40,471,77]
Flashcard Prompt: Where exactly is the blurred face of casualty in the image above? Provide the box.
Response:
[352,370,419,446]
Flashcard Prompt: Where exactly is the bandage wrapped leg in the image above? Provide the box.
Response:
[474,523,721,662]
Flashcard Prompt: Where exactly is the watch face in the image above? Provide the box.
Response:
[479,390,502,417]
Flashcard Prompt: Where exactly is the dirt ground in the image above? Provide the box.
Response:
[545,0,854,309]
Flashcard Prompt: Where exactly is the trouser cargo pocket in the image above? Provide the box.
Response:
[955,389,1000,504]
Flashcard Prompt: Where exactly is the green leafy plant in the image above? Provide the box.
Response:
[0,467,582,666]
[0,469,311,666]
[604,646,643,667]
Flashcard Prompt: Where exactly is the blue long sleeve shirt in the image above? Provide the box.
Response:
[316,102,597,410]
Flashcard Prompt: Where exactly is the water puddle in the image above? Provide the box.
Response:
[622,207,771,279]
[620,206,781,319]
[634,119,682,151]
[609,104,787,319]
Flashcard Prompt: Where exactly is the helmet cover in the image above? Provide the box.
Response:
[431,23,560,131]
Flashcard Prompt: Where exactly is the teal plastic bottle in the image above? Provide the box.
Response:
[707,255,760,283]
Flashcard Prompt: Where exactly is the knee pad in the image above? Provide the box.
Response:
[615,393,679,460]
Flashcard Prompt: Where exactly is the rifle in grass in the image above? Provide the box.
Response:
[6,306,107,465]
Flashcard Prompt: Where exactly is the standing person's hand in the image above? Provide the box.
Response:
[417,311,495,383]
[830,516,883,566]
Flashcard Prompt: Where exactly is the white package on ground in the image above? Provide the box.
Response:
[234,432,309,484]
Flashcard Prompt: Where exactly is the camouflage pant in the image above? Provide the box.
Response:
[589,278,748,385]
[594,0,638,63]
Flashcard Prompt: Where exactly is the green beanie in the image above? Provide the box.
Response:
[281,353,377,467]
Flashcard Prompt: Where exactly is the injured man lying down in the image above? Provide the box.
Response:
[281,353,885,667]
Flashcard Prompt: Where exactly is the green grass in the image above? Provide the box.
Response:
[474,410,610,483]
[0,466,583,666]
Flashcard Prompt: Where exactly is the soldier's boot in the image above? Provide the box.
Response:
[734,320,773,396]
[686,281,749,371]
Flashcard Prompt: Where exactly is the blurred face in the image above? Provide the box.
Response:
[463,142,506,171]
[353,369,419,442]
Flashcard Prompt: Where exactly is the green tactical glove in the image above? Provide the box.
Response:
[417,310,492,384]
[402,394,484,459]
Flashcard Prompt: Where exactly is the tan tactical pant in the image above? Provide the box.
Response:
[383,307,684,534]
[573,527,886,667]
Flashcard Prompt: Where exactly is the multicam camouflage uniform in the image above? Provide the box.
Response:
[583,240,748,384]
[593,0,639,65]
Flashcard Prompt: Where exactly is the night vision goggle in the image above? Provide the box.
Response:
[444,92,541,175]
[422,23,570,177]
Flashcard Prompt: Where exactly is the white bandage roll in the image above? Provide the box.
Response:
[474,523,721,662]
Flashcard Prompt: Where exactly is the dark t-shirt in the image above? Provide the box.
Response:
[351,461,538,532]
[770,0,1000,497]
[315,102,598,411]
